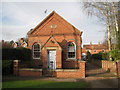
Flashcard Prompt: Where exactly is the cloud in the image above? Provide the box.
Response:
[2,25,29,41]
[1,2,106,44]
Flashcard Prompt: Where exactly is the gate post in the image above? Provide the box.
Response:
[13,60,19,76]
[117,61,120,77]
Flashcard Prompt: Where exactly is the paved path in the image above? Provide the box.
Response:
[84,77,119,88]
[86,63,117,77]
[84,62,119,88]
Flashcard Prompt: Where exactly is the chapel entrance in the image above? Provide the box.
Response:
[48,50,56,70]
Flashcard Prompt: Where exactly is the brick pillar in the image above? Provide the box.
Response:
[117,61,120,77]
[56,49,62,69]
[41,49,48,69]
[79,61,86,78]
[13,60,19,75]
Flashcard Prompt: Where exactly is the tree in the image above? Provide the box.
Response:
[82,1,119,51]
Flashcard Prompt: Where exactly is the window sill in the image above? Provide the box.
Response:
[33,58,40,60]
[66,58,77,61]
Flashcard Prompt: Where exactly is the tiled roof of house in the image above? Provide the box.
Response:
[83,44,108,50]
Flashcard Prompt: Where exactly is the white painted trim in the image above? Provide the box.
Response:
[48,50,56,70]
[67,42,76,59]
[55,69,79,72]
[19,68,42,71]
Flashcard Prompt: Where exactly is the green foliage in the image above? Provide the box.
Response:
[109,49,120,61]
[2,60,13,75]
[2,47,32,61]
[91,50,120,61]
[101,52,109,60]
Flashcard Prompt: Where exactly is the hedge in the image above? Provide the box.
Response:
[91,50,120,61]
[91,53,102,60]
[2,60,13,75]
[101,52,109,60]
[86,51,92,62]
[2,47,32,61]
[109,49,120,61]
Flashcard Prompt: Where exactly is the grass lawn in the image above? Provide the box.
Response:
[2,80,89,88]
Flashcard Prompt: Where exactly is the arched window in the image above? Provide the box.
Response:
[68,42,76,59]
[32,43,40,59]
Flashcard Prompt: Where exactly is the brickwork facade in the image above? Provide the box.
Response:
[27,11,82,69]
[13,11,85,78]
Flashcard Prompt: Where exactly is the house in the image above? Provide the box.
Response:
[82,42,109,55]
[14,11,86,78]
[12,38,28,48]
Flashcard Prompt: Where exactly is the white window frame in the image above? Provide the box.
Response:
[67,42,76,59]
[32,43,41,59]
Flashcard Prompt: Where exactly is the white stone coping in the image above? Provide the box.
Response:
[55,69,79,72]
[19,68,42,71]
[66,59,86,62]
[66,59,78,61]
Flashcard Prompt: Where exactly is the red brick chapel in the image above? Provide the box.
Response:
[15,11,85,78]
[27,11,82,69]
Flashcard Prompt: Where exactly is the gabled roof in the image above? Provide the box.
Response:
[12,41,27,47]
[21,41,27,45]
[27,11,82,35]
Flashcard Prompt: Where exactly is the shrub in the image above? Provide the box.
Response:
[91,50,120,61]
[91,52,109,61]
[91,53,102,60]
[2,60,13,75]
[2,47,32,61]
[109,49,120,61]
[86,51,92,62]
[101,52,109,60]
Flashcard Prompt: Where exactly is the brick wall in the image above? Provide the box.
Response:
[53,61,86,78]
[19,68,42,77]
[14,59,86,78]
[117,61,120,77]
[102,60,117,73]
[63,60,79,69]
[91,60,117,74]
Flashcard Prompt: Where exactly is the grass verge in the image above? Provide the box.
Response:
[2,79,89,88]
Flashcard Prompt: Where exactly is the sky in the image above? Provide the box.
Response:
[1,1,107,45]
